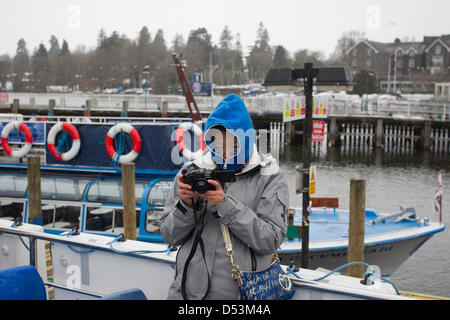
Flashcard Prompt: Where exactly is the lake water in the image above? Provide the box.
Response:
[278,145,450,297]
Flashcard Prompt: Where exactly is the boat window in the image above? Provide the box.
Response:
[0,201,24,221]
[147,179,173,206]
[146,209,164,234]
[85,206,139,235]
[42,204,81,230]
[0,172,28,198]
[87,178,150,204]
[41,175,91,201]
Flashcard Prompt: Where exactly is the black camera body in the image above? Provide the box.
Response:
[181,163,236,194]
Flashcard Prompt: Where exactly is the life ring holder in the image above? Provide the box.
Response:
[47,122,81,161]
[175,122,206,160]
[105,123,142,163]
[1,121,33,158]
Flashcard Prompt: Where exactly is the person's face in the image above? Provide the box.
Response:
[210,128,240,159]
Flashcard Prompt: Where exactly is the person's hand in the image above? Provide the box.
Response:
[198,180,225,207]
[178,174,198,208]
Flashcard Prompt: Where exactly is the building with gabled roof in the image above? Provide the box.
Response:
[347,35,450,94]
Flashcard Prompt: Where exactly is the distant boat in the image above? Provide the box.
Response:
[278,206,445,277]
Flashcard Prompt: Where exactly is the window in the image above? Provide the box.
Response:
[409,50,415,57]
[352,59,357,67]
[0,172,28,198]
[146,209,164,234]
[409,58,415,68]
[432,55,444,67]
[368,49,372,56]
[42,204,81,230]
[41,175,91,201]
[353,49,358,56]
[147,179,173,206]
[444,85,449,98]
[436,45,442,55]
[0,201,24,221]
[85,206,139,234]
[366,59,372,67]
[87,178,151,204]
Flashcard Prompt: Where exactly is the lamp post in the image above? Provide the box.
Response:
[142,65,150,109]
[292,63,319,269]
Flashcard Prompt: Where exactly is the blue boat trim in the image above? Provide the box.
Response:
[278,225,446,253]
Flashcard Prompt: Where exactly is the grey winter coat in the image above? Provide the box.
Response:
[160,149,289,300]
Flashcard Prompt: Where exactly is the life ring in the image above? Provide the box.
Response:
[105,123,141,163]
[47,122,81,161]
[1,121,33,158]
[176,122,206,160]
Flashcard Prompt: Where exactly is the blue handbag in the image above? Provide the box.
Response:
[220,223,295,300]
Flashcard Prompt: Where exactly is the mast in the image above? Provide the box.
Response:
[172,53,203,122]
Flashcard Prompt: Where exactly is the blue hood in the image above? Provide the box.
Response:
[204,94,255,171]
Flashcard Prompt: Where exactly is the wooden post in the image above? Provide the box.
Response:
[49,99,55,117]
[161,100,168,118]
[348,178,366,278]
[423,121,431,150]
[121,100,129,117]
[329,117,337,147]
[84,99,92,117]
[12,99,19,114]
[121,162,136,240]
[27,156,42,225]
[376,119,383,148]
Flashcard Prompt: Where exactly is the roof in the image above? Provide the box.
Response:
[348,35,450,56]
[263,67,352,86]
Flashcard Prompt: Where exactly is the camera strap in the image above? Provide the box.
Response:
[181,201,211,300]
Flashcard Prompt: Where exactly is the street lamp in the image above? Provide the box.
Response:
[142,65,150,109]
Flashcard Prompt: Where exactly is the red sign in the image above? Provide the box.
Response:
[312,121,325,142]
[0,93,8,104]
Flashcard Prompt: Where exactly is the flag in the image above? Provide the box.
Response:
[434,171,443,217]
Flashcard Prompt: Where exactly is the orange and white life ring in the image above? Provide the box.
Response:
[1,121,33,158]
[175,122,205,160]
[105,123,141,163]
[47,122,81,161]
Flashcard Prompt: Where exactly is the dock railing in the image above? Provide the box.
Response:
[1,92,449,121]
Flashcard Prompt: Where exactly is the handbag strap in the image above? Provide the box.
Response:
[220,223,243,286]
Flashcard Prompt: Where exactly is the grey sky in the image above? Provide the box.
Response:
[1,0,449,58]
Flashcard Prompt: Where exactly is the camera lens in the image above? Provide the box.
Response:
[195,181,208,194]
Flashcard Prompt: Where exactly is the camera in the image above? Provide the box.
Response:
[181,163,236,194]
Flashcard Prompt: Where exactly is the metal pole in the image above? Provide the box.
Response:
[301,63,314,269]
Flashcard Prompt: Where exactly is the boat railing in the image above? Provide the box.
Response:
[0,220,175,299]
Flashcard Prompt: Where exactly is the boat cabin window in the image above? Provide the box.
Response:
[147,179,173,207]
[41,175,91,201]
[0,201,24,222]
[85,206,139,235]
[42,204,81,230]
[0,172,28,198]
[146,209,164,234]
[87,178,150,204]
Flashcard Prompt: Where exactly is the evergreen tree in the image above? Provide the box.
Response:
[272,45,292,68]
[352,70,378,96]
[31,43,50,91]
[13,38,31,91]
[246,22,273,82]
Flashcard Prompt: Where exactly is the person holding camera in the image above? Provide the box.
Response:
[160,93,289,300]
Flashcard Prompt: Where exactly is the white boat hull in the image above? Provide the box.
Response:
[0,220,413,300]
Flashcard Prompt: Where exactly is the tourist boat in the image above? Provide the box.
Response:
[0,219,412,300]
[0,117,445,278]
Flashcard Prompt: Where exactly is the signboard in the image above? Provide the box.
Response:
[0,93,8,104]
[312,120,325,142]
[189,82,212,96]
[309,166,316,196]
[283,96,328,122]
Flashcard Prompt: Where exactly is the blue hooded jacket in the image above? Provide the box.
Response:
[204,94,255,171]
